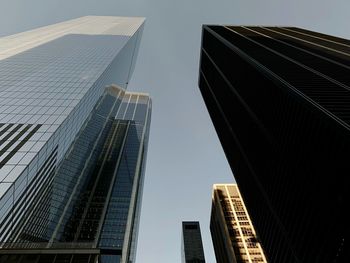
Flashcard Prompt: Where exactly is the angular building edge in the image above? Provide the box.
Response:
[0,16,150,263]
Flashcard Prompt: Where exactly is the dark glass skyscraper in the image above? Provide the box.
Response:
[181,221,206,263]
[0,17,151,263]
[199,25,350,262]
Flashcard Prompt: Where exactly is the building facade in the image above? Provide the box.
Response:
[199,25,350,262]
[181,221,206,263]
[0,16,150,263]
[211,184,267,263]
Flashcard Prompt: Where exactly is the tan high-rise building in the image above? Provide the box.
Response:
[210,184,267,263]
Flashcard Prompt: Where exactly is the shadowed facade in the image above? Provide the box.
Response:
[199,25,350,262]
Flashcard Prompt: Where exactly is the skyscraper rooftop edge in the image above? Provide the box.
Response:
[201,25,350,131]
[0,16,145,60]
[182,221,206,263]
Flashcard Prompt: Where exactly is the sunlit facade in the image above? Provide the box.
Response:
[211,184,267,263]
[0,16,150,263]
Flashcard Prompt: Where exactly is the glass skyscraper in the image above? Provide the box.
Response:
[0,16,151,263]
[199,25,350,262]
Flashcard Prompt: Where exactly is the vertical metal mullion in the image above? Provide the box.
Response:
[73,121,121,242]
[121,99,150,263]
[122,94,132,120]
[94,121,130,247]
[49,95,119,244]
[52,254,58,263]
[69,254,74,263]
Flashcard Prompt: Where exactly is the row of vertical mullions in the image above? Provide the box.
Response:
[283,27,350,47]
[275,27,350,55]
[0,147,57,244]
[257,27,350,70]
[94,121,130,247]
[48,92,122,243]
[72,121,129,243]
[235,26,350,94]
[224,26,345,92]
[121,98,151,263]
[207,25,350,131]
[224,26,350,129]
[9,150,58,243]
[202,28,296,257]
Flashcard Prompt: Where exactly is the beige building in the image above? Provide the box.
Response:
[210,184,268,263]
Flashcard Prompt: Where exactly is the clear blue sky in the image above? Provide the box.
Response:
[1,0,350,262]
